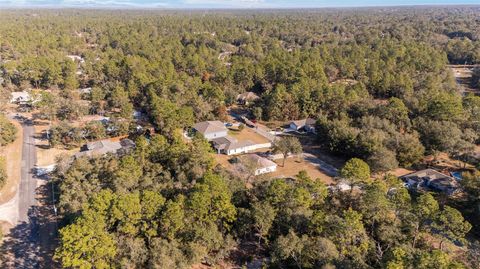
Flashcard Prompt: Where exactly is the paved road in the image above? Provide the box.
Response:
[0,117,42,268]
[15,119,41,268]
[18,120,37,223]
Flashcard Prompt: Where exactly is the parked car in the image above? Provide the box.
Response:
[225,122,233,127]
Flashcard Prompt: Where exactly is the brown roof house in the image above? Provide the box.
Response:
[193,121,228,141]
[237,92,260,105]
[400,169,460,196]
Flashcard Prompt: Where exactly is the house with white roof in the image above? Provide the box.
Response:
[10,91,31,104]
[193,121,228,141]
[78,87,92,94]
[237,92,260,105]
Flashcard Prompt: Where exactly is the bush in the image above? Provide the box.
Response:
[0,114,16,146]
[0,157,7,188]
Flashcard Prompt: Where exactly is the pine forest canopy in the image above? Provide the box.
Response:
[0,6,479,269]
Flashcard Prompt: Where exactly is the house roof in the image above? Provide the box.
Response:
[400,169,453,182]
[290,118,316,127]
[429,177,459,189]
[212,136,255,151]
[75,139,134,158]
[78,87,92,94]
[11,91,31,101]
[237,92,260,101]
[194,121,227,135]
[400,169,459,193]
[212,136,238,150]
[245,154,277,169]
[227,139,255,151]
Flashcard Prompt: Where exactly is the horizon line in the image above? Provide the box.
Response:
[1,4,480,10]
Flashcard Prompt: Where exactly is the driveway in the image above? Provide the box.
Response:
[302,153,339,177]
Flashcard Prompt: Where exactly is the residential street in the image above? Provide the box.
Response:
[0,116,58,268]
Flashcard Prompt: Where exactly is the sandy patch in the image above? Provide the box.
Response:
[0,119,23,205]
[34,123,78,167]
[270,158,334,185]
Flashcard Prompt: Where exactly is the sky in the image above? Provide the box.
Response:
[0,0,478,8]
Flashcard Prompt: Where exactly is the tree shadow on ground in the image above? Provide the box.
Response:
[0,183,59,269]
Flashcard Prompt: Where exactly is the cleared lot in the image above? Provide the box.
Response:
[34,121,78,167]
[270,158,334,184]
[213,153,333,185]
[0,117,23,205]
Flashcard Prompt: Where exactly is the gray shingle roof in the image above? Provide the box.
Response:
[193,121,227,135]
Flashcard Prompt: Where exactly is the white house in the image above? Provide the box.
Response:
[78,87,92,94]
[237,92,260,105]
[10,91,31,104]
[193,121,228,141]
[67,55,85,63]
[289,118,316,133]
[246,154,277,175]
[212,136,257,155]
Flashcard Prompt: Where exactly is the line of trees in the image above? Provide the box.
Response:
[52,138,478,268]
[0,8,478,268]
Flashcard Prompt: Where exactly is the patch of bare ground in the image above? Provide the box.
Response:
[213,153,333,185]
[34,121,78,167]
[270,157,334,184]
[295,135,346,169]
[423,152,475,171]
[373,168,414,179]
[0,119,23,205]
[0,220,13,236]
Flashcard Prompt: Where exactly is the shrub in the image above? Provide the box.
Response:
[0,114,16,146]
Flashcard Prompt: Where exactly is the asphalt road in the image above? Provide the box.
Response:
[1,117,42,268]
[18,120,37,223]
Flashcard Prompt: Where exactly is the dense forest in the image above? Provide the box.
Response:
[0,7,479,268]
